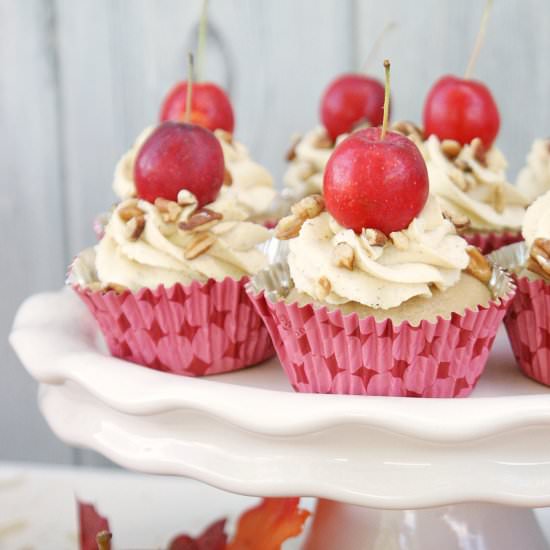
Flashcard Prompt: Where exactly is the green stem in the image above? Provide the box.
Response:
[465,0,493,79]
[380,59,390,140]
[196,0,209,81]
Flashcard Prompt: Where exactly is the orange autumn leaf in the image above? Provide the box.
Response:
[227,498,310,550]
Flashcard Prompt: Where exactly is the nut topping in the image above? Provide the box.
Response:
[527,238,550,280]
[125,215,145,240]
[179,208,223,231]
[391,121,423,139]
[184,233,216,260]
[285,136,301,162]
[276,194,326,240]
[471,137,488,166]
[223,167,233,186]
[465,246,492,283]
[441,139,462,160]
[102,282,128,294]
[154,197,182,223]
[313,132,334,149]
[118,204,145,222]
[315,276,332,300]
[443,210,471,233]
[332,242,355,270]
[362,228,388,247]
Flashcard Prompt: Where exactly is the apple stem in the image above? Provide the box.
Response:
[196,0,209,82]
[380,59,391,140]
[464,0,493,79]
[185,52,194,124]
[362,21,397,72]
[96,531,112,550]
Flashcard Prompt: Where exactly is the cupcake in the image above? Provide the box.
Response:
[283,71,386,202]
[247,120,514,397]
[113,126,277,226]
[72,121,274,376]
[516,138,550,204]
[421,134,528,254]
[490,190,550,386]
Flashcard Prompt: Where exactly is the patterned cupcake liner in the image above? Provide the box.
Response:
[69,249,275,376]
[463,229,523,255]
[246,263,515,397]
[489,242,550,386]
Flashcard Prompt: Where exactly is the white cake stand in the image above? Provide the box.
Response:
[10,289,550,549]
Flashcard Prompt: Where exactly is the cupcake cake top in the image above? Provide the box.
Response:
[421,133,528,231]
[516,139,550,204]
[113,126,276,221]
[96,191,270,292]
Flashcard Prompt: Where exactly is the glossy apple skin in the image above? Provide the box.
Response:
[134,121,224,207]
[323,128,429,234]
[159,81,235,133]
[320,74,387,140]
[423,75,500,149]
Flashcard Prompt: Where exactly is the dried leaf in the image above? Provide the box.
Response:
[227,498,310,550]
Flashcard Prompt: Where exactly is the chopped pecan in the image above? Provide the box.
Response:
[471,137,488,166]
[285,136,301,161]
[118,204,144,222]
[291,194,325,219]
[465,246,492,283]
[443,210,471,233]
[275,214,304,240]
[223,168,233,186]
[527,238,550,279]
[332,242,355,270]
[315,276,332,300]
[179,208,223,231]
[391,120,423,139]
[125,215,145,240]
[441,139,462,160]
[154,197,182,223]
[453,158,472,173]
[184,233,216,260]
[362,228,388,246]
[103,282,128,294]
[313,132,334,149]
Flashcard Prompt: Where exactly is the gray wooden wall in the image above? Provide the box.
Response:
[2,0,549,466]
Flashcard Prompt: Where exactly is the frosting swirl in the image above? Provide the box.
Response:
[424,135,527,231]
[112,126,276,221]
[522,189,550,251]
[96,192,270,292]
[283,126,343,198]
[516,139,550,204]
[287,195,470,309]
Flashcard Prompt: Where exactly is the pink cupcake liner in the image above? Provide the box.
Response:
[246,264,515,397]
[463,230,522,255]
[73,275,275,377]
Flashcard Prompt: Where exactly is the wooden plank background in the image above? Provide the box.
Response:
[1,0,549,466]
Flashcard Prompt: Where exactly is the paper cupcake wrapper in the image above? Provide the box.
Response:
[463,230,523,255]
[70,249,275,376]
[246,263,515,397]
[489,242,550,386]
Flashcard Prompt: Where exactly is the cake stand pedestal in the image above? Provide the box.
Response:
[11,290,550,549]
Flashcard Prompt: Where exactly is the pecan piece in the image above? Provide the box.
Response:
[275,214,304,240]
[441,139,462,160]
[362,228,388,246]
[223,167,233,186]
[184,233,216,260]
[125,215,145,240]
[465,246,492,283]
[391,120,423,139]
[179,208,223,231]
[313,132,334,149]
[285,136,301,162]
[332,242,355,270]
[118,204,144,222]
[103,282,128,294]
[471,137,488,166]
[291,194,325,219]
[443,210,471,233]
[527,238,550,279]
[315,276,332,300]
[154,197,182,223]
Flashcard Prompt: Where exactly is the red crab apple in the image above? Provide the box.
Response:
[134,121,224,207]
[323,60,428,235]
[160,81,235,133]
[320,74,387,141]
[423,75,500,149]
